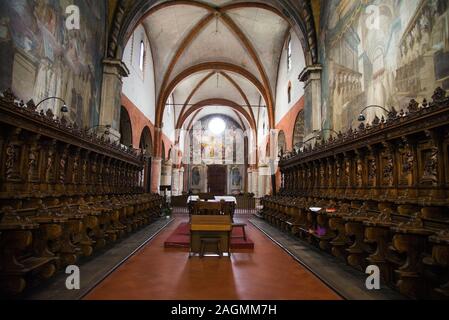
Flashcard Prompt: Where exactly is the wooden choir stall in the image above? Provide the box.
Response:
[262,87,449,299]
[0,89,163,296]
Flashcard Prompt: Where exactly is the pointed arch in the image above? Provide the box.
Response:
[157,62,270,131]
[119,106,133,147]
[176,98,256,132]
[139,126,153,156]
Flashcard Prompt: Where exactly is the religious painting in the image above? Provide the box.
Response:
[320,0,449,132]
[0,0,106,127]
[231,167,241,187]
[192,166,201,186]
[292,110,304,149]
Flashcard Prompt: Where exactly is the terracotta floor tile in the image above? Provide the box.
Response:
[85,216,341,300]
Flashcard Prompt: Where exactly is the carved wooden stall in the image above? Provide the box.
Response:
[0,89,163,296]
[262,88,449,299]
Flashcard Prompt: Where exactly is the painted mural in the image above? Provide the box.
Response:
[231,167,241,187]
[292,110,304,149]
[320,0,449,132]
[0,0,106,127]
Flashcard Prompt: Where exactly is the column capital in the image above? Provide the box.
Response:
[152,157,162,163]
[299,64,323,135]
[99,59,129,141]
[102,58,130,78]
[298,64,322,84]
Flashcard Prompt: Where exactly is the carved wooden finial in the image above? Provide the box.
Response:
[358,122,365,130]
[388,106,398,119]
[422,98,428,108]
[1,88,16,102]
[432,87,446,102]
[45,108,54,119]
[408,99,419,112]
[26,99,37,111]
[60,115,68,127]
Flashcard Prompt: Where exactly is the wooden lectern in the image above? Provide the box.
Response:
[189,215,232,257]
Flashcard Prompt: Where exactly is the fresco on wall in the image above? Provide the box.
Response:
[192,167,201,186]
[320,0,449,132]
[231,167,241,187]
[292,110,304,149]
[0,0,106,127]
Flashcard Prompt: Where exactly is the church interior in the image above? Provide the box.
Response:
[1,0,449,303]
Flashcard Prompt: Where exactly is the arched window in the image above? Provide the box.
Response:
[287,36,292,72]
[287,82,292,104]
[139,40,145,72]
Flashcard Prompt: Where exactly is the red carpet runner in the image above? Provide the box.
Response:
[164,222,254,249]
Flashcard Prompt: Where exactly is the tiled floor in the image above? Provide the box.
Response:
[85,215,340,300]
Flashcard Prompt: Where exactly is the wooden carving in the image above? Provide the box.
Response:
[0,89,162,297]
[270,87,449,299]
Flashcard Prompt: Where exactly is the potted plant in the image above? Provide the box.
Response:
[160,206,172,219]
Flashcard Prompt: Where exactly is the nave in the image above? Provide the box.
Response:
[1,0,449,302]
[85,213,340,300]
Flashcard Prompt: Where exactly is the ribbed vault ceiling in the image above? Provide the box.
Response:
[140,0,291,130]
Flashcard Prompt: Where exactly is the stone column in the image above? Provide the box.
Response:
[247,167,253,194]
[99,59,129,141]
[179,167,184,195]
[151,157,162,194]
[299,65,323,136]
[160,159,172,187]
[172,167,180,196]
[250,168,258,196]
[202,165,208,193]
[258,166,269,197]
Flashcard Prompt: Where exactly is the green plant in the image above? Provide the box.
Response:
[161,206,172,217]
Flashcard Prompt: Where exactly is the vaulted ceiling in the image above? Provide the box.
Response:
[137,0,293,131]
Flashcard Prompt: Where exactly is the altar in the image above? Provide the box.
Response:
[187,195,237,203]
[187,195,236,220]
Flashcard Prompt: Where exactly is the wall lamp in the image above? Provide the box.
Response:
[35,97,68,113]
[357,105,392,122]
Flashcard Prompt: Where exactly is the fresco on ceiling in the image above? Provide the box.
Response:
[320,0,449,132]
[0,0,106,127]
